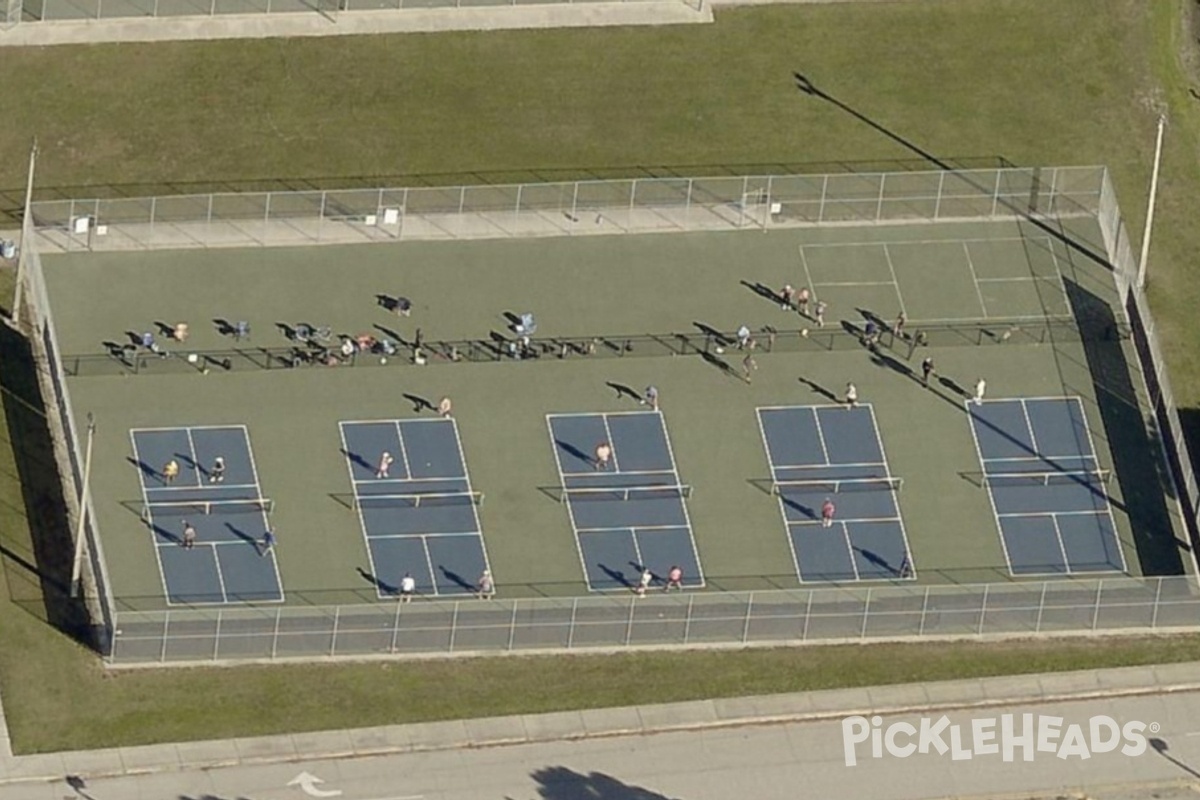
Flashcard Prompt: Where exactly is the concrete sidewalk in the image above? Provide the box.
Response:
[0,658,1197,785]
[0,0,710,46]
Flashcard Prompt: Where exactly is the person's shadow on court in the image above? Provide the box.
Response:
[357,567,398,596]
[340,448,372,472]
[599,564,632,588]
[869,351,917,383]
[739,280,785,307]
[404,393,435,413]
[150,523,180,545]
[223,523,260,548]
[938,376,969,398]
[555,439,593,468]
[699,350,739,381]
[438,566,473,592]
[855,547,900,577]
[797,377,838,402]
[606,382,643,403]
[127,456,159,480]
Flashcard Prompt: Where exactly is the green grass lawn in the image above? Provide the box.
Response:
[5,0,1200,754]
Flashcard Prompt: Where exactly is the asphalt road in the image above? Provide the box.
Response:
[10,692,1200,800]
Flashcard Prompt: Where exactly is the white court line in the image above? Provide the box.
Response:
[811,408,833,466]
[547,410,663,419]
[183,427,205,488]
[962,241,990,319]
[235,424,285,603]
[1068,397,1128,574]
[392,421,414,481]
[811,280,897,288]
[129,429,174,605]
[881,244,907,317]
[799,245,817,303]
[974,276,1047,283]
[657,413,706,589]
[771,461,888,471]
[544,414,593,590]
[353,475,469,486]
[1049,514,1072,575]
[147,482,260,493]
[366,531,483,540]
[600,414,622,472]
[866,403,917,581]
[756,406,806,585]
[965,401,1018,577]
[338,421,388,601]
[801,235,1033,249]
[446,415,493,584]
[558,467,677,479]
[209,542,229,604]
[577,524,688,534]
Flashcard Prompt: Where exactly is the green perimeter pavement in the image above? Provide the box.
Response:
[39,219,1189,608]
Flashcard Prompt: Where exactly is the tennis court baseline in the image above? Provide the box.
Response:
[340,418,490,598]
[547,411,702,592]
[130,425,283,605]
[757,405,914,583]
[967,396,1125,576]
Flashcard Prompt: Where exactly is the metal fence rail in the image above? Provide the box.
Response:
[108,576,1200,664]
[30,166,1107,253]
[63,317,1131,378]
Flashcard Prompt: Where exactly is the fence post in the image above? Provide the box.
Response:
[977,584,989,635]
[801,589,813,640]
[161,609,170,663]
[1091,580,1103,631]
[388,599,403,653]
[513,184,523,231]
[507,600,518,651]
[272,606,282,659]
[860,588,871,639]
[206,194,214,244]
[683,595,694,644]
[685,178,693,228]
[1151,578,1163,629]
[214,609,222,661]
[990,170,1003,217]
[1035,582,1047,633]
[742,592,754,643]
[567,597,578,649]
[330,606,341,656]
[569,183,580,236]
[763,175,774,231]
[917,586,929,636]
[628,179,637,231]
[875,173,886,223]
[818,175,829,224]
[398,188,408,241]
[449,602,460,653]
[149,196,157,248]
[624,597,636,646]
[262,192,272,246]
[933,172,945,221]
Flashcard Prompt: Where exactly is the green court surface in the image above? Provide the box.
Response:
[41,217,1190,610]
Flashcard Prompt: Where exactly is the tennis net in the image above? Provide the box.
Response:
[353,491,485,510]
[981,469,1111,489]
[772,477,902,496]
[143,497,273,519]
[558,485,692,503]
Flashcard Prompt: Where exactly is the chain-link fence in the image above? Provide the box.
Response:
[107,576,1200,664]
[29,166,1107,254]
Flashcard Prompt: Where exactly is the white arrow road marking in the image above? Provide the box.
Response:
[288,771,344,798]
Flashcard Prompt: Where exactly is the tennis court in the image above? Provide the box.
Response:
[30,209,1191,636]
[547,411,702,591]
[756,404,912,583]
[130,425,283,604]
[339,418,490,597]
[967,396,1124,576]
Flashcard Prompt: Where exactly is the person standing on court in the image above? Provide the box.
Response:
[814,300,828,327]
[893,311,907,339]
[844,382,859,409]
[400,572,416,603]
[259,529,276,557]
[973,377,987,406]
[208,456,226,484]
[376,451,395,479]
[821,498,836,529]
[742,352,757,383]
[594,441,613,471]
[780,284,796,310]
[438,396,453,418]
[736,324,752,350]
[921,357,935,387]
[665,565,683,591]
[635,568,653,597]
[641,385,659,411]
[797,287,811,317]
[476,570,495,600]
[181,520,197,549]
[163,459,180,485]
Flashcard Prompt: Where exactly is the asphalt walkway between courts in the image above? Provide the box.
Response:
[0,657,1199,785]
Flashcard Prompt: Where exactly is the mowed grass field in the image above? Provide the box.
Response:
[3,0,1200,753]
